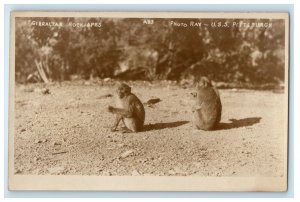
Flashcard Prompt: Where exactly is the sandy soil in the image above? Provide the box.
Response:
[13,81,287,177]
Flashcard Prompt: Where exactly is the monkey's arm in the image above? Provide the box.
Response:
[108,106,134,118]
[192,102,203,112]
[111,114,122,132]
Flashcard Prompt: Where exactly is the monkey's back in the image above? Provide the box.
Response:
[116,93,145,131]
[193,87,222,130]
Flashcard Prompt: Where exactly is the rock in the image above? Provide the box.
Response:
[199,147,208,151]
[52,141,62,146]
[120,150,134,159]
[20,128,26,133]
[52,151,68,155]
[33,157,41,162]
[41,88,50,94]
[15,168,22,174]
[34,139,42,144]
[144,98,161,106]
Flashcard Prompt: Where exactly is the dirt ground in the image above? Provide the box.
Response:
[13,80,287,177]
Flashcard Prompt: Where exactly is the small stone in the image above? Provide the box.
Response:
[15,168,22,174]
[20,128,26,133]
[144,98,161,105]
[34,139,42,144]
[41,88,50,94]
[33,157,41,162]
[52,141,62,146]
[120,150,134,159]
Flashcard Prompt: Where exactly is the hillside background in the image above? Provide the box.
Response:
[15,17,285,88]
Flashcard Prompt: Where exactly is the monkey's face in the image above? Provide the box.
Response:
[117,83,131,98]
[197,77,212,89]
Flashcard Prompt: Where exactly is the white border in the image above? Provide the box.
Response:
[1,0,298,201]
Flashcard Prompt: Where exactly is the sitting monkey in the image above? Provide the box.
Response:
[191,77,222,130]
[108,83,145,132]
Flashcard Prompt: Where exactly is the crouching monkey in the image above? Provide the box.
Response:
[108,83,145,132]
[191,77,222,130]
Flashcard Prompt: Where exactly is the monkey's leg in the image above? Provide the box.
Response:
[121,118,127,129]
[119,119,131,133]
[122,118,142,133]
[111,114,123,132]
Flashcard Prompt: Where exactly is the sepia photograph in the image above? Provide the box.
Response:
[9,12,289,191]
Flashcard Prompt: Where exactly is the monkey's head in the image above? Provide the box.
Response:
[191,77,213,98]
[116,83,131,98]
[196,77,212,89]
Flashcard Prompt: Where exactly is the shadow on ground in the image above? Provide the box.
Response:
[216,117,261,130]
[143,121,189,131]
